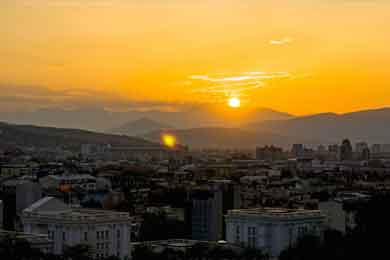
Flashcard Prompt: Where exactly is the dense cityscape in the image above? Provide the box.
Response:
[1,133,390,259]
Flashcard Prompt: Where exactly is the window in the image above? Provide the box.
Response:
[298,226,309,238]
[97,231,100,240]
[235,225,240,243]
[84,232,88,241]
[248,227,257,248]
[62,232,66,241]
[105,230,109,240]
[48,231,54,240]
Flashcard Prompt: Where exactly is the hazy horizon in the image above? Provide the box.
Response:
[2,0,390,117]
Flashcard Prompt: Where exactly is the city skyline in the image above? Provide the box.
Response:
[1,0,390,115]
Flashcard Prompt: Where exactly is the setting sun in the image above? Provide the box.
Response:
[228,97,241,108]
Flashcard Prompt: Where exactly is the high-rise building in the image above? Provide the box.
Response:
[355,142,368,154]
[188,180,239,242]
[189,187,223,241]
[355,142,370,160]
[340,139,353,161]
[291,144,305,158]
[256,146,285,161]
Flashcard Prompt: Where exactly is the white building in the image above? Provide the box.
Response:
[225,208,325,257]
[21,197,132,259]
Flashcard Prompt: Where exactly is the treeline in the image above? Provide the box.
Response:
[280,194,390,260]
[133,243,268,260]
[0,239,120,260]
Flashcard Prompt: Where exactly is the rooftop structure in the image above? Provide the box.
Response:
[226,208,324,221]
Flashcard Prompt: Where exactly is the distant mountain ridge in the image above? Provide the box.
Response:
[111,117,173,137]
[1,107,389,150]
[0,122,155,151]
[0,107,292,132]
[247,107,390,144]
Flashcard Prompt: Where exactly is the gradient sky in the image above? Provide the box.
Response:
[1,0,390,115]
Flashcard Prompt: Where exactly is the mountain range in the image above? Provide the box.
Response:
[0,107,292,131]
[111,117,173,137]
[143,108,390,148]
[247,108,390,145]
[0,122,154,151]
[0,107,389,149]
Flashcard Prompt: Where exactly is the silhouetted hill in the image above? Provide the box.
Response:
[248,108,390,144]
[0,122,155,151]
[111,117,173,136]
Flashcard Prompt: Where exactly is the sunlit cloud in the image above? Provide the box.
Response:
[190,75,262,82]
[187,71,291,102]
[190,72,290,83]
[268,37,293,45]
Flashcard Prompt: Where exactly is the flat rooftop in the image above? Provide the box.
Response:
[23,208,131,222]
[227,208,324,220]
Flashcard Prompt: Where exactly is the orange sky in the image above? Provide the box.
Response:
[1,0,390,115]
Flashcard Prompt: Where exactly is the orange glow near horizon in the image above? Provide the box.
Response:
[1,1,390,115]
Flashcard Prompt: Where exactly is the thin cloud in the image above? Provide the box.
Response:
[187,71,291,99]
[268,37,293,45]
[0,84,186,112]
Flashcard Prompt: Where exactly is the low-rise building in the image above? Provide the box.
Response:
[21,197,132,259]
[225,208,325,257]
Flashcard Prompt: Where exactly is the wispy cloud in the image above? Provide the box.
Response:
[268,37,293,46]
[0,84,182,112]
[187,71,290,100]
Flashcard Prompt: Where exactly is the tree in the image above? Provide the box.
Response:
[0,236,44,260]
[63,244,91,260]
[239,247,268,260]
[186,242,210,260]
[132,245,158,260]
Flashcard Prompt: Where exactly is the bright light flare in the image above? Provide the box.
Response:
[228,97,241,108]
[162,133,177,148]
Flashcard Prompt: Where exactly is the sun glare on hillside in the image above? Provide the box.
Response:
[162,133,177,148]
[228,97,241,108]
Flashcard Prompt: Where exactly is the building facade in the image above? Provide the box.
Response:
[225,208,325,257]
[21,197,132,259]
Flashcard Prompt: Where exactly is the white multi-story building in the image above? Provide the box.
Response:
[21,197,132,259]
[225,208,325,258]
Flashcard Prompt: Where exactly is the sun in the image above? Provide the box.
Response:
[228,97,241,108]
